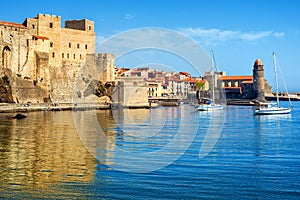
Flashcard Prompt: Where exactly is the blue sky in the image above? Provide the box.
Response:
[1,0,300,91]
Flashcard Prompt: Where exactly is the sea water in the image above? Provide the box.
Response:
[0,102,299,199]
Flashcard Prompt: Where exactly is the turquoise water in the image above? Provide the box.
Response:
[0,102,299,199]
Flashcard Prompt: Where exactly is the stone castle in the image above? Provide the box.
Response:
[0,13,115,104]
[0,13,273,106]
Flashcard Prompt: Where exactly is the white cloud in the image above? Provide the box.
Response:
[96,28,212,75]
[179,27,284,45]
[125,13,134,20]
[240,31,273,40]
[273,32,285,37]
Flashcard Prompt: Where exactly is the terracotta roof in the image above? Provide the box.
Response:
[147,77,165,83]
[33,35,49,40]
[194,79,206,84]
[180,72,191,77]
[116,68,130,74]
[219,76,253,81]
[186,77,199,83]
[167,77,186,82]
[0,21,25,28]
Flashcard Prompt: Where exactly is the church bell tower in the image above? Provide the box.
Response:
[253,59,265,101]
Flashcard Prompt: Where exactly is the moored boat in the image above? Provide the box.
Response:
[196,98,224,111]
[254,102,291,115]
[196,51,224,112]
[254,52,292,115]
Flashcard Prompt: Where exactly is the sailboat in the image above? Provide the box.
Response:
[254,52,292,115]
[196,51,224,111]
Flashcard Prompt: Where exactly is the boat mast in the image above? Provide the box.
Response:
[211,50,215,103]
[273,52,280,107]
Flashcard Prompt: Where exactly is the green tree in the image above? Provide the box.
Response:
[195,80,205,90]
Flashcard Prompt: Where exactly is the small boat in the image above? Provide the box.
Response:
[255,52,292,115]
[254,102,291,115]
[196,51,224,111]
[196,98,224,111]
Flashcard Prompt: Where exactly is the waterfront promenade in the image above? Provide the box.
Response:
[0,102,110,113]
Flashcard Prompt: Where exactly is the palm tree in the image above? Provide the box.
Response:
[195,80,206,104]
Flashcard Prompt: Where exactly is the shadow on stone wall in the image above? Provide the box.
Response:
[82,80,113,99]
[1,69,48,104]
[0,74,13,103]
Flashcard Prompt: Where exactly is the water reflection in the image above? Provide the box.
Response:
[0,112,96,192]
[73,109,117,166]
[73,106,201,173]
[254,113,294,160]
[255,113,292,122]
[112,108,166,138]
[255,113,292,137]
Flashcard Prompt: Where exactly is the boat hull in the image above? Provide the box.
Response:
[254,107,291,115]
[196,104,224,111]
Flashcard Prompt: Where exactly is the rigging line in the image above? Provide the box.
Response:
[210,50,226,102]
[276,57,292,107]
[211,50,218,72]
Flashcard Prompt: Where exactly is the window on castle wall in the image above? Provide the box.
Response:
[89,26,91,30]
[74,54,76,59]
[50,22,53,28]
[69,43,71,48]
[85,44,88,49]
[67,53,69,59]
[77,44,80,49]
[32,25,35,29]
[50,42,53,47]
[62,53,64,58]
[52,52,55,58]
[80,54,82,59]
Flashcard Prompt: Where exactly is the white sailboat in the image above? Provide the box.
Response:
[197,51,224,111]
[254,52,292,115]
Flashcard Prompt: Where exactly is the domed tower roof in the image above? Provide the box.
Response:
[253,59,264,71]
[254,59,263,66]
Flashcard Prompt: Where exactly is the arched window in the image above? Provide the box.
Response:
[2,46,12,69]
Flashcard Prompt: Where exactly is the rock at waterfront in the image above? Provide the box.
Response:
[12,113,27,119]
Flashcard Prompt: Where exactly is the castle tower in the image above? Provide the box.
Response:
[97,53,115,83]
[253,59,265,101]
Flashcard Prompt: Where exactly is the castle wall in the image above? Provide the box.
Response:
[35,14,61,68]
[60,27,95,65]
[65,19,94,32]
[0,14,97,103]
[0,26,27,75]
[22,18,38,35]
[112,77,149,107]
[97,53,115,83]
